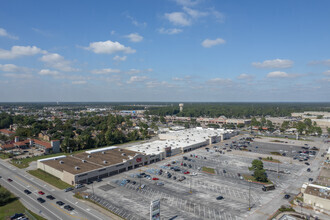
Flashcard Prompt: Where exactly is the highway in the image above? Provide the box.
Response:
[0,159,110,220]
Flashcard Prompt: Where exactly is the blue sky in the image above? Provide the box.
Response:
[0,0,329,102]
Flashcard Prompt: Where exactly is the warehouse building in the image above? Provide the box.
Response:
[302,183,330,211]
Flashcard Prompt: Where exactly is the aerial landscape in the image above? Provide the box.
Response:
[0,1,330,220]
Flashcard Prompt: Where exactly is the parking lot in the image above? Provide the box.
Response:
[81,136,310,220]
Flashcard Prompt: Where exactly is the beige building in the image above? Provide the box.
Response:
[37,146,160,185]
[302,183,330,211]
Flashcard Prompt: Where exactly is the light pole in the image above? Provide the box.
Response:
[277,161,279,179]
[189,177,192,194]
[249,183,251,210]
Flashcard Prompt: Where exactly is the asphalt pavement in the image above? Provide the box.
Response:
[0,159,110,220]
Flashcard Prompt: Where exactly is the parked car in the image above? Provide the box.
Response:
[132,181,136,185]
[7,178,13,182]
[157,182,164,186]
[184,171,190,174]
[308,178,313,182]
[64,187,74,192]
[24,189,31,194]
[152,177,159,180]
[75,184,84,189]
[305,162,310,166]
[38,191,45,195]
[223,170,226,173]
[173,176,177,180]
[141,184,146,189]
[216,196,224,200]
[307,168,311,172]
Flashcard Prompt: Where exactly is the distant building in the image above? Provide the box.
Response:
[179,103,184,112]
[0,137,60,154]
[0,129,15,136]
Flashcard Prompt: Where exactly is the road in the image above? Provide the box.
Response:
[0,159,111,220]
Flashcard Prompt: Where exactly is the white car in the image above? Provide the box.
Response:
[190,172,198,176]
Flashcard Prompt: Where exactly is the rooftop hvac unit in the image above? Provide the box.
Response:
[103,160,107,164]
[59,160,64,164]
[87,155,91,158]
[82,160,86,163]
[75,166,80,170]
[121,153,126,156]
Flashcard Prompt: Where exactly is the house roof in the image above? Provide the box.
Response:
[33,139,52,149]
[1,143,14,149]
[0,129,15,135]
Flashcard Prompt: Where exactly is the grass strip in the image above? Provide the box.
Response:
[27,169,72,189]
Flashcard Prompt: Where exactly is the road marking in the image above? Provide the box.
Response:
[64,198,104,220]
[49,202,87,220]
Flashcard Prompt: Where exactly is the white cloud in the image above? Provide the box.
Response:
[40,53,77,72]
[172,77,184,81]
[252,59,293,68]
[125,33,143,42]
[165,12,192,26]
[323,70,330,76]
[183,7,208,19]
[0,64,21,72]
[267,71,290,78]
[91,68,121,75]
[85,40,136,54]
[113,55,127,62]
[125,14,147,27]
[309,59,330,66]
[126,69,141,75]
[237,73,254,80]
[158,28,183,35]
[201,38,225,48]
[0,45,45,59]
[127,76,148,84]
[210,8,225,23]
[3,73,33,79]
[174,0,200,6]
[207,78,232,84]
[39,69,59,76]
[0,28,18,40]
[72,80,87,85]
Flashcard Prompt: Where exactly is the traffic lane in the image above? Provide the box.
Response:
[0,160,105,220]
[0,176,65,220]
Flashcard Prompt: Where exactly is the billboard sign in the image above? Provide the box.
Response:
[150,199,160,220]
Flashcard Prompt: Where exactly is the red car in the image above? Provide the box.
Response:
[152,178,159,180]
[38,191,45,195]
[7,178,13,182]
[184,171,190,174]
[166,164,171,167]
[181,163,183,166]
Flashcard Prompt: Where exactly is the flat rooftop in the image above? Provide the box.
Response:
[305,185,330,200]
[40,147,141,175]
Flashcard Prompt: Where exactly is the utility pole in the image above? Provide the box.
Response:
[249,180,251,210]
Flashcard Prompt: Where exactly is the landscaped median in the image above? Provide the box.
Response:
[0,185,46,220]
[27,169,73,189]
[262,157,281,163]
[242,174,273,185]
[202,166,215,174]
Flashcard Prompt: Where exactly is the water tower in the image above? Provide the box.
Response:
[179,103,184,112]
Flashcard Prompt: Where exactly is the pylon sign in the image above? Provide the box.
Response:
[150,199,160,220]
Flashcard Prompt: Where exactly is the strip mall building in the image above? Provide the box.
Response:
[37,128,235,185]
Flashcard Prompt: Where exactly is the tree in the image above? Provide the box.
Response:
[254,169,268,182]
[248,159,268,183]
[249,159,264,171]
[304,118,312,128]
[160,116,166,124]
[0,187,12,206]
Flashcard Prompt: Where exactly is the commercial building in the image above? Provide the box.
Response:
[38,128,236,185]
[37,146,154,185]
[302,183,330,211]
